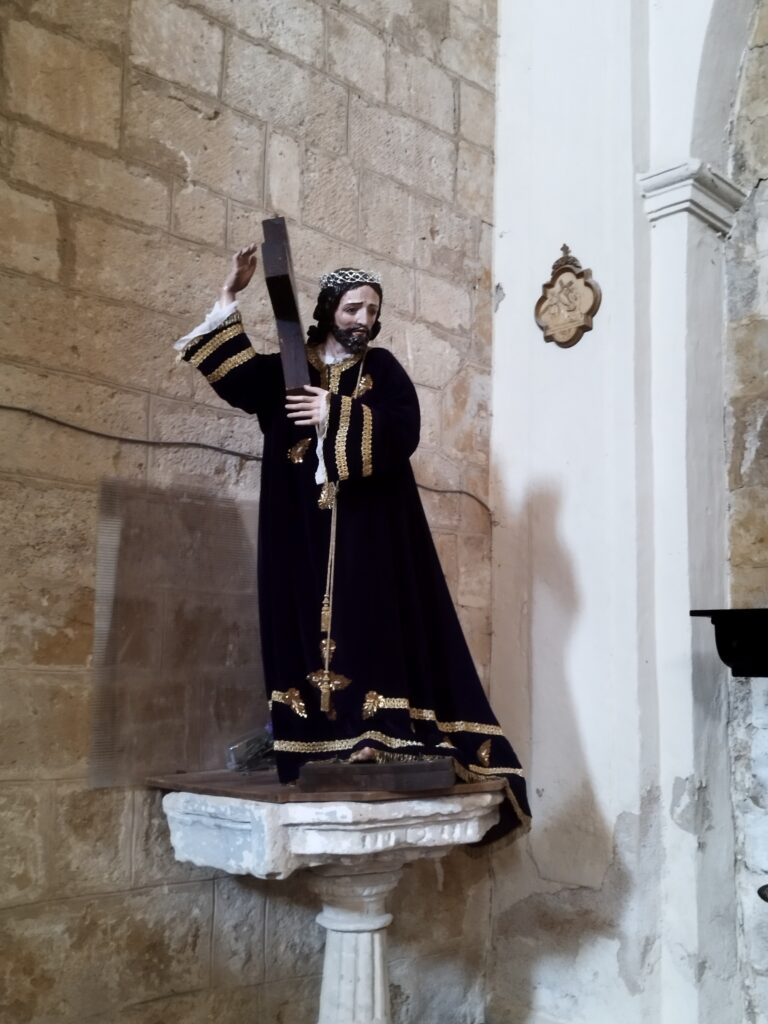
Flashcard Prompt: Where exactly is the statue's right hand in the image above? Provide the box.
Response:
[222,243,259,298]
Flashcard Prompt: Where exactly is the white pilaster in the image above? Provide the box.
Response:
[639,158,745,1024]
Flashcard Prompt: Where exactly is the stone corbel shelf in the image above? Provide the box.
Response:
[151,771,504,1024]
[690,609,768,678]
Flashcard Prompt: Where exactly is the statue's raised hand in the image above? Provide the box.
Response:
[220,243,258,305]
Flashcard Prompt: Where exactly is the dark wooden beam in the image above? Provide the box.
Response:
[261,216,310,394]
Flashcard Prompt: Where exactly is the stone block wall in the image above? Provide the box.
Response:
[0,1,498,1021]
[727,4,768,1020]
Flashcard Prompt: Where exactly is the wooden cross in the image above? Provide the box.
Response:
[261,216,310,394]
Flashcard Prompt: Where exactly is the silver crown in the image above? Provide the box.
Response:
[319,267,381,291]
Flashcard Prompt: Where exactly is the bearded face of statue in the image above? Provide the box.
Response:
[306,270,383,349]
[331,284,381,354]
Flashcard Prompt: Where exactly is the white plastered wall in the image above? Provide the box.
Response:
[490,1,753,1021]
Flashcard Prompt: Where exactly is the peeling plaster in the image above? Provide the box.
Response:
[670,775,713,837]
[490,788,662,1019]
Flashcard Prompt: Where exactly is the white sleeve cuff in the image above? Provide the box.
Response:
[314,396,331,485]
[174,299,239,352]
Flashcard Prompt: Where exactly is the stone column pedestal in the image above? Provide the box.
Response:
[161,787,502,1022]
[309,863,402,1024]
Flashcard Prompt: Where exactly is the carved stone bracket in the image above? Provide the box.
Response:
[638,159,746,235]
[162,789,503,1024]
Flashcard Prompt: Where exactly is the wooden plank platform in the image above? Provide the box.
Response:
[297,757,455,792]
[146,769,505,803]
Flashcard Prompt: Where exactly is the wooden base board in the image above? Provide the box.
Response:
[146,768,504,803]
[298,757,455,792]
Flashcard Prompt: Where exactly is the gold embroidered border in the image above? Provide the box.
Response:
[409,708,504,736]
[306,348,362,394]
[329,356,362,394]
[466,763,525,777]
[206,347,256,383]
[335,395,352,481]
[188,320,244,367]
[306,347,325,372]
[306,346,328,389]
[273,731,425,754]
[328,363,342,394]
[453,761,532,837]
[268,689,307,718]
[361,403,373,477]
[358,695,505,737]
[362,692,410,719]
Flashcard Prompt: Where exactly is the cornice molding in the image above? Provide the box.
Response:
[638,159,746,234]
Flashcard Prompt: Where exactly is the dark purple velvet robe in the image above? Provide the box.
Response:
[181,310,531,839]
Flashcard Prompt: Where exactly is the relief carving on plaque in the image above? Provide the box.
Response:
[534,245,602,348]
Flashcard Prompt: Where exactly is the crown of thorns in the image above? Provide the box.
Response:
[319,267,381,291]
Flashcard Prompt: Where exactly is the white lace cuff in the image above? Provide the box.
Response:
[314,396,331,485]
[174,299,239,353]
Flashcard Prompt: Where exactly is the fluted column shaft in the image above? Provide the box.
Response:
[309,863,404,1024]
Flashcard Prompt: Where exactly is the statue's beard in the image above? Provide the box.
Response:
[331,324,370,354]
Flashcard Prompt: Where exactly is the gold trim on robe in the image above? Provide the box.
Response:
[188,321,245,367]
[358,693,505,737]
[408,708,505,735]
[306,347,363,394]
[335,396,353,480]
[206,348,256,383]
[465,763,525,777]
[452,761,532,836]
[362,692,410,719]
[274,731,426,754]
[269,688,308,718]
[361,403,373,477]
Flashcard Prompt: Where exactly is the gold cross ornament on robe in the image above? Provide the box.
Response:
[307,667,352,716]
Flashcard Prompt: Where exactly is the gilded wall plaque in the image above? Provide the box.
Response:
[534,245,602,348]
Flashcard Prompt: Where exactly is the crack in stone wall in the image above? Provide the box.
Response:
[727,4,768,1020]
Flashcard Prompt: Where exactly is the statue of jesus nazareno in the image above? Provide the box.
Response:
[174,245,531,842]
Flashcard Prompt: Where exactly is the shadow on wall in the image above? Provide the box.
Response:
[82,476,502,1024]
[88,478,269,788]
[487,484,633,1024]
